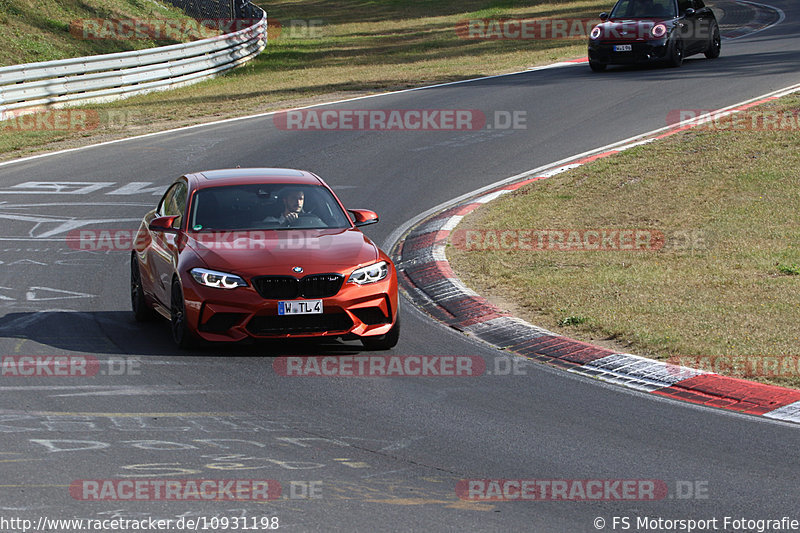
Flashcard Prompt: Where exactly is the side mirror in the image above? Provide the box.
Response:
[148,215,179,232]
[599,12,609,20]
[349,209,379,227]
[684,7,696,16]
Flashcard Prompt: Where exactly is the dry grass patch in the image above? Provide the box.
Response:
[448,94,800,388]
[0,0,202,65]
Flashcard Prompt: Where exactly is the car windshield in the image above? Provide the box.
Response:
[189,183,352,231]
[610,0,677,18]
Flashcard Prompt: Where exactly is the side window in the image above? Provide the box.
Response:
[678,0,693,13]
[694,0,705,8]
[157,185,174,216]
[653,0,676,16]
[158,181,188,227]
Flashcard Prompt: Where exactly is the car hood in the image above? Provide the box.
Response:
[184,227,379,276]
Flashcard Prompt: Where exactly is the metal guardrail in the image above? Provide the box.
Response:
[0,5,267,115]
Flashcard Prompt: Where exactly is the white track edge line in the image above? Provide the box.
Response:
[385,79,800,250]
[0,64,580,170]
[724,0,786,40]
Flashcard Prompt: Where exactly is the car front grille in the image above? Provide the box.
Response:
[252,274,344,299]
[302,274,345,298]
[251,276,298,299]
[246,312,353,336]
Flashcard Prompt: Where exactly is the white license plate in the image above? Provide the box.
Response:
[614,44,633,52]
[278,299,323,315]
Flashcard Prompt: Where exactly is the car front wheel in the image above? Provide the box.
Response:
[361,315,400,351]
[589,60,607,72]
[131,254,156,322]
[171,279,197,348]
[705,23,721,58]
[668,36,684,67]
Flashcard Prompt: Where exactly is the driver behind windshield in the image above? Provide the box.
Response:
[280,189,305,224]
[263,188,310,227]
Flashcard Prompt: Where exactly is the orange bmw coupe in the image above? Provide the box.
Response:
[131,168,399,349]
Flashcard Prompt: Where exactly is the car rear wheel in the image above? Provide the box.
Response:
[668,36,684,67]
[589,60,607,72]
[171,280,197,348]
[131,254,156,322]
[704,23,721,58]
[360,315,400,351]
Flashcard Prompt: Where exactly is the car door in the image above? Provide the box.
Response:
[692,0,715,51]
[677,0,699,52]
[149,180,188,307]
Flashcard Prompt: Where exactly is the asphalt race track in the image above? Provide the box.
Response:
[0,2,799,531]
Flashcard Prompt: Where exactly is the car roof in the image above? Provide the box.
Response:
[187,168,325,189]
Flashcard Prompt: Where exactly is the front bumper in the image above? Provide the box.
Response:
[588,39,670,64]
[181,271,398,342]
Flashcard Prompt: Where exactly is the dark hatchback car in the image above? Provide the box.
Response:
[588,0,720,71]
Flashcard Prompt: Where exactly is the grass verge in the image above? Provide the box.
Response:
[0,0,609,160]
[448,93,800,388]
[0,0,204,65]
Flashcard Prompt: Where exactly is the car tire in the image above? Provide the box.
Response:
[668,36,684,67]
[589,60,607,72]
[171,279,197,348]
[131,253,156,322]
[360,315,400,351]
[704,23,721,58]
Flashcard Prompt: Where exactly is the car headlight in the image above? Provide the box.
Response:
[348,261,389,285]
[190,268,247,289]
[590,26,602,39]
[652,24,667,38]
